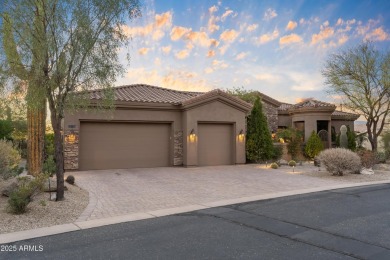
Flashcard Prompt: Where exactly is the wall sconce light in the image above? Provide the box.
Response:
[189,128,196,143]
[238,129,245,142]
[65,130,78,144]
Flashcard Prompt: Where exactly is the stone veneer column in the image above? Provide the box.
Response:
[64,130,79,170]
[173,131,183,166]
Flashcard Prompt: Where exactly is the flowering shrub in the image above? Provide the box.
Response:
[317,148,361,176]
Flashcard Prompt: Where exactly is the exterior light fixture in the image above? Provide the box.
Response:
[238,129,245,142]
[65,130,77,144]
[189,129,196,143]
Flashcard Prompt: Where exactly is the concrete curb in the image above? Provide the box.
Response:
[1,180,389,245]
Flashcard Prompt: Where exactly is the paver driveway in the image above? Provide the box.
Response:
[72,164,345,221]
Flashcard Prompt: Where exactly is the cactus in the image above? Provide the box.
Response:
[340,125,348,149]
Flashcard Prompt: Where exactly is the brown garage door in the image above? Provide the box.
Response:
[198,123,233,166]
[79,122,170,170]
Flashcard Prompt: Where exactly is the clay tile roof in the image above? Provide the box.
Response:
[331,110,360,120]
[278,103,293,111]
[88,84,203,104]
[292,99,336,109]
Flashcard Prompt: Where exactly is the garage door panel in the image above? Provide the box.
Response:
[79,122,170,170]
[198,124,233,166]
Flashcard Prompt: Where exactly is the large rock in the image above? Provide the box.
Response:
[360,167,374,175]
[1,180,18,197]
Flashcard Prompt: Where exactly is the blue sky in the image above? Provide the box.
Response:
[116,0,390,105]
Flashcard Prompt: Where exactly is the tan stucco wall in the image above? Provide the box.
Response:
[331,120,355,134]
[182,100,247,166]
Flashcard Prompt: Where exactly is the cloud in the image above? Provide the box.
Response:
[220,29,239,42]
[221,10,234,21]
[257,29,279,44]
[170,26,191,41]
[154,57,161,66]
[208,5,220,33]
[175,49,190,59]
[285,21,297,31]
[338,34,348,45]
[204,67,214,74]
[207,50,216,58]
[311,26,334,44]
[235,52,248,60]
[218,44,229,55]
[263,8,277,21]
[254,73,280,83]
[246,23,259,32]
[122,11,172,40]
[364,27,389,41]
[212,59,229,69]
[125,68,211,92]
[279,34,303,45]
[138,47,149,55]
[161,45,172,54]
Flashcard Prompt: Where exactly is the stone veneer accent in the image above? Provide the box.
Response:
[64,130,79,170]
[262,102,279,133]
[174,131,183,165]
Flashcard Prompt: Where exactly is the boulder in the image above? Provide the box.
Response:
[1,180,18,197]
[360,167,374,175]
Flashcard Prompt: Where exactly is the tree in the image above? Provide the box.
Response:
[0,0,141,200]
[305,130,323,159]
[322,42,390,152]
[246,97,274,162]
[226,86,259,104]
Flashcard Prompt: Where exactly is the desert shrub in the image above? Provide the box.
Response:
[346,126,357,151]
[357,150,377,168]
[288,160,296,167]
[277,128,303,160]
[66,175,75,185]
[381,131,390,159]
[375,152,387,163]
[0,140,21,179]
[270,162,278,169]
[305,131,324,159]
[0,120,13,140]
[272,144,283,161]
[317,148,361,176]
[43,155,56,176]
[7,174,47,214]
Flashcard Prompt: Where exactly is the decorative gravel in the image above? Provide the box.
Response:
[0,178,89,234]
[276,162,390,183]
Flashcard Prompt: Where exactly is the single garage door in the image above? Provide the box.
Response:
[79,122,170,170]
[198,123,233,166]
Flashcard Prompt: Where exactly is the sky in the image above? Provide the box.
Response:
[116,0,390,105]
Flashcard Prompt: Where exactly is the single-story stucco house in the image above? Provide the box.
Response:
[63,84,359,171]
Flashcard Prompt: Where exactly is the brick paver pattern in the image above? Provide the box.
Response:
[73,165,343,221]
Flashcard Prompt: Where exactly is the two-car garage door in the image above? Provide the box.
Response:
[79,122,170,170]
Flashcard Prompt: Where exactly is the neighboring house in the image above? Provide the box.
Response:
[259,95,359,148]
[63,84,359,171]
[63,84,251,171]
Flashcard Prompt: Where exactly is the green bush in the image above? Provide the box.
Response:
[272,144,283,161]
[246,97,274,162]
[287,129,303,160]
[43,155,56,175]
[0,120,13,140]
[347,126,357,151]
[381,131,390,159]
[45,133,55,157]
[288,160,296,167]
[7,174,47,214]
[270,162,278,169]
[305,131,324,159]
[0,140,21,179]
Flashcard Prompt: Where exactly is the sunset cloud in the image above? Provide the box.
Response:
[207,50,216,58]
[246,23,259,32]
[170,26,191,41]
[263,8,277,21]
[286,21,297,31]
[155,12,173,28]
[161,45,172,54]
[175,49,190,59]
[311,26,334,44]
[235,52,248,60]
[221,10,234,21]
[220,29,239,42]
[257,29,279,44]
[138,47,149,55]
[208,5,220,33]
[365,27,389,41]
[279,34,303,45]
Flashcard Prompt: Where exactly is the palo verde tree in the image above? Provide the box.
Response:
[246,97,274,162]
[0,0,141,200]
[322,42,390,151]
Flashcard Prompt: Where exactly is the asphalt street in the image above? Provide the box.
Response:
[1,184,390,260]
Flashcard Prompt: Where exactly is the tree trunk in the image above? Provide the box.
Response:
[27,101,46,176]
[51,115,65,201]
